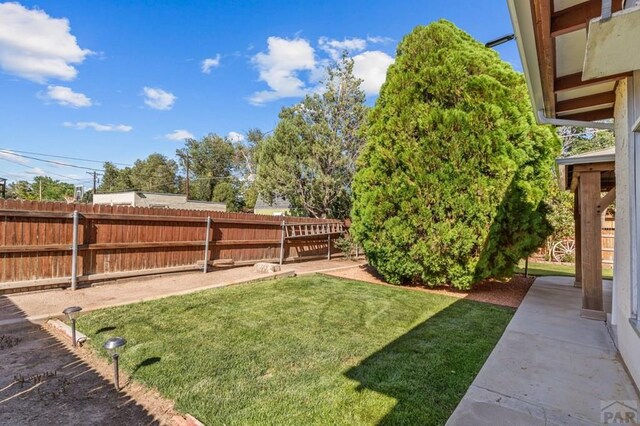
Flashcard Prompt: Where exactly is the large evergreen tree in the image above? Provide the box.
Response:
[351,21,561,289]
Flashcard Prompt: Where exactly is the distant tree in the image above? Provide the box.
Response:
[7,176,74,201]
[351,21,561,289]
[234,128,264,210]
[559,126,614,157]
[256,53,368,219]
[98,162,133,193]
[98,155,179,194]
[6,180,30,199]
[211,180,243,212]
[177,134,235,202]
[129,153,180,193]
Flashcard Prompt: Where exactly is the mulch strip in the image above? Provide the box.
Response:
[324,264,534,309]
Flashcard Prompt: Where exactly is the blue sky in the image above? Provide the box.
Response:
[0,0,519,187]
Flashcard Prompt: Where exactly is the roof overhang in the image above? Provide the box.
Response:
[583,5,640,79]
[556,146,615,190]
[507,0,634,128]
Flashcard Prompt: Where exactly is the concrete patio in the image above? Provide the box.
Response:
[447,276,638,425]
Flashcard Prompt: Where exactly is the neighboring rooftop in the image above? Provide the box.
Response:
[93,191,226,212]
[254,196,290,210]
[556,146,615,165]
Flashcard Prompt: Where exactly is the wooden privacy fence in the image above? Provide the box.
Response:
[0,199,345,293]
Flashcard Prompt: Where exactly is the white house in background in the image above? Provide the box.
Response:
[508,0,640,388]
[93,191,226,212]
[253,196,291,216]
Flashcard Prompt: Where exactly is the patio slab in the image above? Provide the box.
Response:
[447,276,638,426]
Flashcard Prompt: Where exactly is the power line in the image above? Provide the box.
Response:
[0,148,132,167]
[0,150,104,172]
[0,156,91,182]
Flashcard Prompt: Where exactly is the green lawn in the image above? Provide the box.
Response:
[515,260,613,280]
[79,275,513,425]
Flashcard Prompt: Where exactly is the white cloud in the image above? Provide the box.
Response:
[0,3,92,83]
[165,129,194,140]
[249,37,316,105]
[367,36,394,45]
[0,149,29,165]
[201,54,221,74]
[227,131,244,142]
[43,85,92,107]
[143,87,176,110]
[27,167,46,175]
[352,51,394,95]
[319,37,367,60]
[63,121,132,132]
[249,35,394,104]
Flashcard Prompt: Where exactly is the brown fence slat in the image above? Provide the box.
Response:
[0,200,347,288]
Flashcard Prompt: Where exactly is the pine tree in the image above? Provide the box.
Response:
[351,21,561,289]
[256,54,368,219]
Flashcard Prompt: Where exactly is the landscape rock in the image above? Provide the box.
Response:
[254,263,281,273]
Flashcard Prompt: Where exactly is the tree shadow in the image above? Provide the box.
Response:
[344,299,512,425]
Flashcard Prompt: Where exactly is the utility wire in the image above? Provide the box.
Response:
[0,148,132,167]
[0,157,91,182]
[0,150,104,172]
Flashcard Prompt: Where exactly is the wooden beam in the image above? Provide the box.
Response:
[551,0,622,37]
[597,187,616,215]
[574,188,582,288]
[573,162,616,173]
[556,92,616,113]
[555,71,632,92]
[531,0,556,116]
[558,107,614,121]
[579,171,603,317]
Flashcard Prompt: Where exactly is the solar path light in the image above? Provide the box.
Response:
[62,306,82,347]
[103,337,127,391]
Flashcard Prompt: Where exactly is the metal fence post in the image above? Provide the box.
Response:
[203,216,211,273]
[71,210,79,290]
[279,220,286,265]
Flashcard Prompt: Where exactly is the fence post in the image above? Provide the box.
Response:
[71,210,79,290]
[203,216,211,273]
[279,220,286,265]
[327,232,331,260]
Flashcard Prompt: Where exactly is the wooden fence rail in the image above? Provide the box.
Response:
[0,199,345,292]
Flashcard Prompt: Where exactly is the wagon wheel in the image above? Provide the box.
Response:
[552,239,575,263]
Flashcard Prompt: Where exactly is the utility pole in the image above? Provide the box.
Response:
[185,155,190,200]
[86,171,99,195]
[39,179,42,201]
[178,153,190,199]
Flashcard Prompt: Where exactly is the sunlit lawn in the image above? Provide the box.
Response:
[515,260,613,280]
[80,275,513,425]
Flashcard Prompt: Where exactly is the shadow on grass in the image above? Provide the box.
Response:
[94,326,117,334]
[344,299,512,425]
[131,356,161,376]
